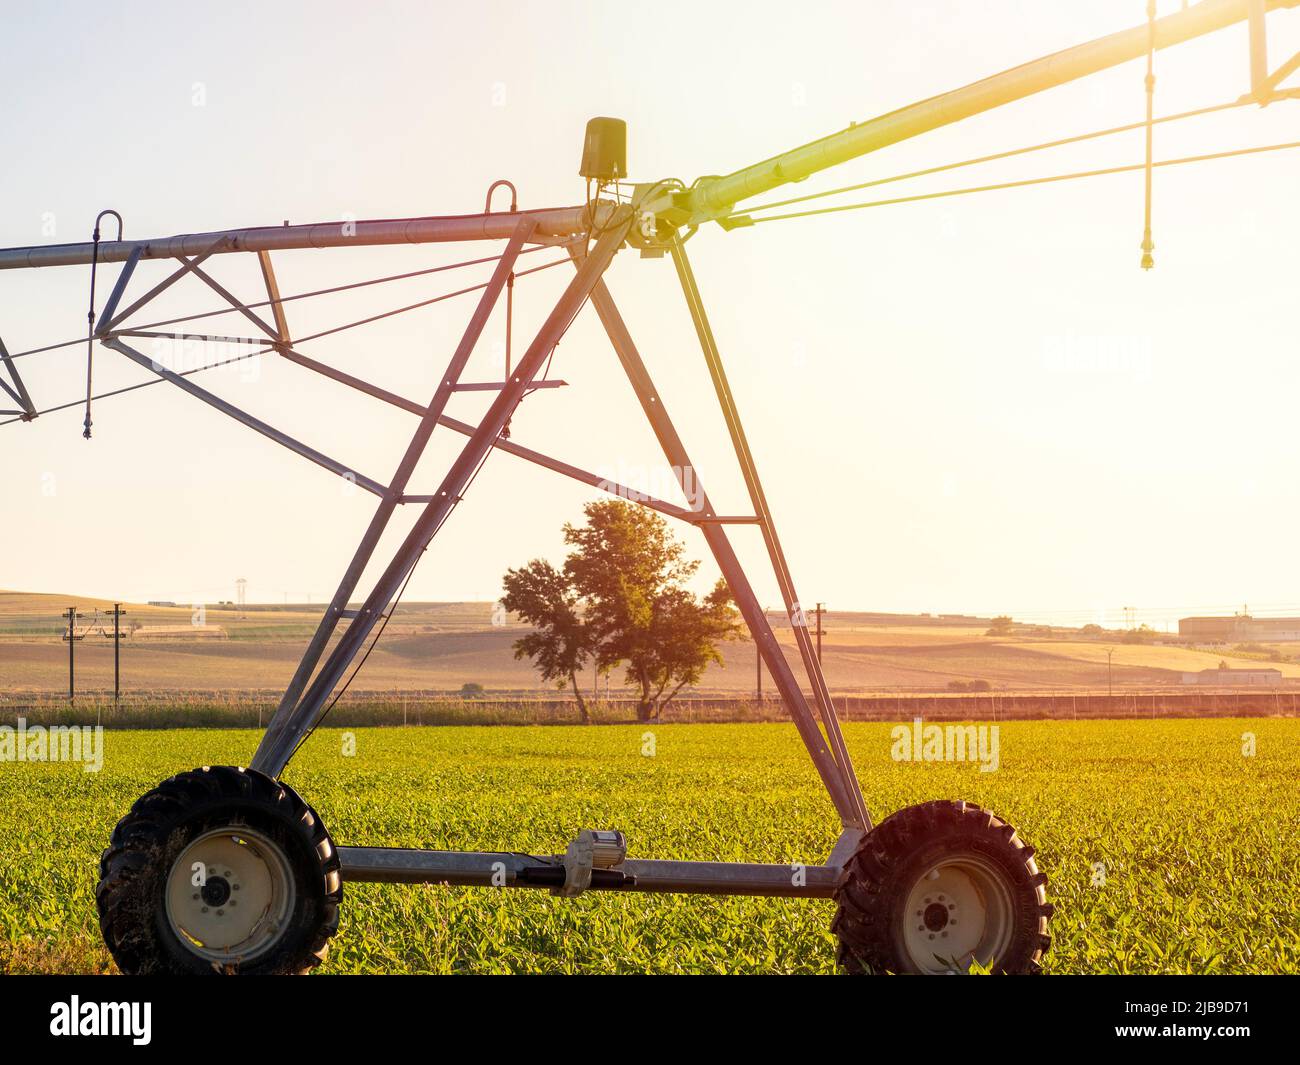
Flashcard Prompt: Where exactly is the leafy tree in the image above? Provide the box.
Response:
[500,559,594,723]
[985,615,1014,636]
[1122,624,1156,645]
[504,500,741,723]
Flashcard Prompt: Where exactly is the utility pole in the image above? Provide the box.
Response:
[62,606,84,703]
[813,602,825,664]
[106,603,126,701]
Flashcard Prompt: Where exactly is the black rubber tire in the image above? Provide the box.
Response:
[833,799,1052,974]
[96,765,342,975]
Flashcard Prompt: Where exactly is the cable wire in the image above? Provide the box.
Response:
[4,240,575,364]
[0,254,574,428]
[735,99,1250,219]
[743,138,1300,225]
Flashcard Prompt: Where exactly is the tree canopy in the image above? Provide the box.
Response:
[501,500,740,722]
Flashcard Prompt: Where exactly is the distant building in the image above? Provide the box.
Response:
[1180,667,1282,687]
[1178,615,1300,642]
[147,600,178,608]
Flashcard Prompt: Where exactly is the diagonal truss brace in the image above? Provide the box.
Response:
[102,336,389,497]
[580,253,868,830]
[0,333,37,419]
[92,240,393,497]
[255,216,538,757]
[250,219,629,775]
[667,238,868,827]
[1247,0,1300,102]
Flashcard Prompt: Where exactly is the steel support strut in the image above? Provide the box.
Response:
[0,334,37,419]
[251,217,630,776]
[668,239,868,827]
[102,336,389,496]
[579,252,867,830]
[254,218,537,766]
[337,845,842,896]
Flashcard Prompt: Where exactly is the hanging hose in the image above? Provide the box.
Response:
[83,209,123,437]
[1140,1,1157,270]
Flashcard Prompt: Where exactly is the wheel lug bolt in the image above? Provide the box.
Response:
[201,906,209,913]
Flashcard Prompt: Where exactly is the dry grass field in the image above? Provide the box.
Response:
[3,589,1296,699]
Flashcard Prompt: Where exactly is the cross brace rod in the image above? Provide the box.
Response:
[338,846,843,897]
[257,250,292,344]
[250,217,628,776]
[247,332,711,524]
[255,217,537,761]
[102,336,388,497]
[101,240,227,333]
[581,258,866,829]
[93,245,145,335]
[0,334,36,417]
[176,257,281,342]
[669,238,868,827]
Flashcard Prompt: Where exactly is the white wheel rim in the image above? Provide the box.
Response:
[165,827,295,965]
[901,854,1015,974]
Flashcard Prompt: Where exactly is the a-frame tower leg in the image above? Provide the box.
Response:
[255,218,536,767]
[582,251,869,831]
[251,221,629,777]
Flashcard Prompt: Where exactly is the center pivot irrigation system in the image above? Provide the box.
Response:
[3,0,1298,975]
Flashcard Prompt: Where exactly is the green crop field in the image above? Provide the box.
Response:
[1,720,1296,974]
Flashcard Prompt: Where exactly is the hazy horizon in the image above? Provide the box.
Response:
[4,581,1293,635]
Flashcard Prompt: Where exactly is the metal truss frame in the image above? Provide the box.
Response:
[65,198,867,895]
[0,334,37,420]
[3,0,1298,910]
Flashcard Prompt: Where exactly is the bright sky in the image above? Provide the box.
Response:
[2,1,1299,631]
